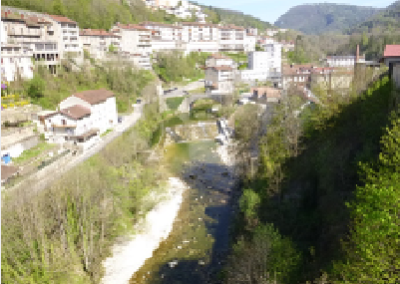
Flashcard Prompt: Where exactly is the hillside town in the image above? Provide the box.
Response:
[0,2,396,188]
[1,0,399,284]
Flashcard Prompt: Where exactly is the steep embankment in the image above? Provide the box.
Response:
[224,74,399,283]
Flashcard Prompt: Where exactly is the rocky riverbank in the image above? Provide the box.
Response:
[101,177,187,284]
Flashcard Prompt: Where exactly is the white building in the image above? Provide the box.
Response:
[205,54,237,94]
[244,32,257,52]
[1,19,6,43]
[80,29,121,60]
[248,48,281,73]
[111,23,152,56]
[2,10,60,74]
[44,89,118,147]
[1,44,34,82]
[265,29,279,37]
[180,22,219,54]
[139,22,179,52]
[326,55,364,68]
[45,14,83,66]
[218,25,246,52]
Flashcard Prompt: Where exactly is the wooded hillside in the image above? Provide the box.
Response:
[275,3,381,35]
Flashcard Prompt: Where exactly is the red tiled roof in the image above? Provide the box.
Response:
[80,29,120,37]
[73,89,115,105]
[383,45,400,57]
[117,23,150,31]
[60,105,91,120]
[47,14,76,24]
[212,65,233,71]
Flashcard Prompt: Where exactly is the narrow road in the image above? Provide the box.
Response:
[4,104,144,194]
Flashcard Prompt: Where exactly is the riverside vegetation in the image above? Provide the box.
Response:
[1,99,168,284]
[224,70,400,283]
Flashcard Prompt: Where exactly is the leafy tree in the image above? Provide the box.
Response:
[25,74,45,100]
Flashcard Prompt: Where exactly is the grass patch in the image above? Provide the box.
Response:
[166,97,185,110]
[13,142,55,164]
[100,129,113,137]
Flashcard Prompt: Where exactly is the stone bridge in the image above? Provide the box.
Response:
[177,93,234,113]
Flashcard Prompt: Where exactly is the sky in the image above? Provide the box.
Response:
[192,0,394,24]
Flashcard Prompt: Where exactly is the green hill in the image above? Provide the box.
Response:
[348,0,400,34]
[1,0,185,30]
[275,3,382,35]
[192,1,274,29]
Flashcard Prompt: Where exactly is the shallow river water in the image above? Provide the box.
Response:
[130,139,238,284]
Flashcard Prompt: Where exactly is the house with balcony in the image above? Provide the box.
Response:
[180,22,219,54]
[80,29,121,60]
[218,25,246,52]
[45,14,83,67]
[139,21,180,52]
[1,9,60,74]
[111,23,152,55]
[205,54,237,94]
[43,89,118,148]
[1,44,33,82]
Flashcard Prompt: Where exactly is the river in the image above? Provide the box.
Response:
[129,120,239,284]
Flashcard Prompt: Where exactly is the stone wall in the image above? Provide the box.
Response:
[393,64,400,89]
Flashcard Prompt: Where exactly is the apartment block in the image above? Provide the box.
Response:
[218,25,245,52]
[80,29,121,60]
[1,44,34,82]
[111,23,152,56]
[1,9,60,74]
[139,21,180,52]
[45,14,83,66]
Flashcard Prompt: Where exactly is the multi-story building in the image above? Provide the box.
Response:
[1,44,34,82]
[205,54,237,94]
[45,14,83,66]
[244,32,257,52]
[1,10,60,74]
[111,23,152,55]
[139,21,180,52]
[325,55,365,68]
[180,22,219,54]
[218,25,245,52]
[44,89,118,148]
[80,29,121,60]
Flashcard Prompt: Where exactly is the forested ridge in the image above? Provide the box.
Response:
[226,71,400,283]
[274,3,381,35]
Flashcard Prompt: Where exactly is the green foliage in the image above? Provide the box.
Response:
[200,5,273,29]
[239,188,260,220]
[275,3,382,34]
[332,115,400,283]
[226,224,301,284]
[25,59,154,111]
[229,73,398,283]
[25,74,45,101]
[166,97,184,111]
[152,51,209,84]
[1,100,166,284]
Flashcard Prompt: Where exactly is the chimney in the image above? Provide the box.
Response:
[21,14,24,19]
[356,44,359,63]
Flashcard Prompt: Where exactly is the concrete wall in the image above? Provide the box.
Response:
[1,135,39,158]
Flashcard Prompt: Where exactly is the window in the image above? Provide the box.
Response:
[62,119,66,125]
